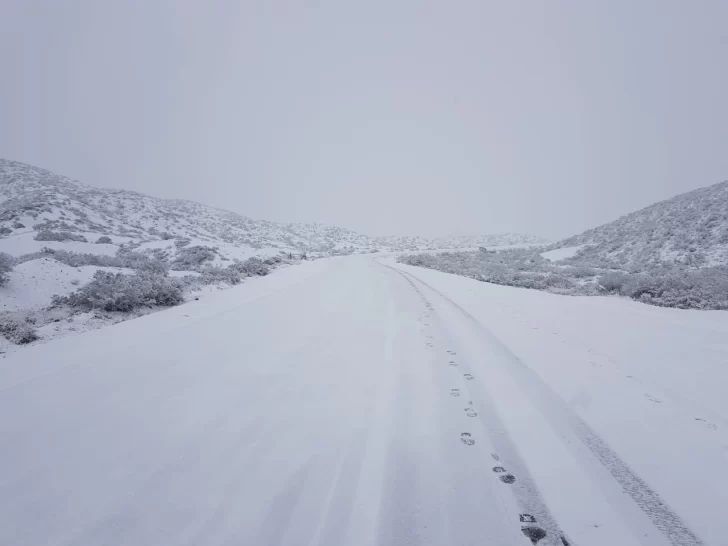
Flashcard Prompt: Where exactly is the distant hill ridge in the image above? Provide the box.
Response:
[0,158,544,257]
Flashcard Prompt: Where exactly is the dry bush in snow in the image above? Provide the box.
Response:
[53,270,184,312]
[0,252,13,285]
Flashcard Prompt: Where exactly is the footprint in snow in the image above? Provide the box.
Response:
[463,373,474,380]
[449,361,458,367]
[450,389,461,397]
[695,418,718,430]
[645,394,663,404]
[521,526,547,544]
[520,514,537,523]
[492,466,507,473]
[499,474,516,484]
[447,350,457,355]
[460,433,475,446]
[491,453,500,461]
[465,409,478,417]
[426,343,434,347]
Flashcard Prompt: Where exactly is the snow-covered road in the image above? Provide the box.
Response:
[0,256,722,545]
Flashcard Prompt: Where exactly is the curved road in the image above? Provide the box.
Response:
[0,256,705,545]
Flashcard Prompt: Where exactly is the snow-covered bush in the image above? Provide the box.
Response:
[54,270,184,312]
[568,265,597,278]
[95,236,113,244]
[34,231,88,243]
[0,252,13,285]
[597,272,629,293]
[619,267,728,310]
[171,245,217,270]
[0,227,13,235]
[229,257,270,276]
[197,267,243,286]
[0,314,39,344]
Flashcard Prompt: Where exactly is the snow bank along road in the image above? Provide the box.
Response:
[1,256,725,545]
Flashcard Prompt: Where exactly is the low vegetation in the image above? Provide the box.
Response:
[52,270,185,312]
[34,231,88,243]
[0,315,39,345]
[0,252,13,286]
[399,248,728,310]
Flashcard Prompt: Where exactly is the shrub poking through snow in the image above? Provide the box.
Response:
[53,270,184,312]
[34,231,89,243]
[20,248,169,273]
[0,315,39,344]
[0,252,13,285]
[95,236,113,244]
[229,257,270,276]
[171,245,218,270]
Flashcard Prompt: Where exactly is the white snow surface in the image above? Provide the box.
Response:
[0,255,724,545]
[540,244,584,262]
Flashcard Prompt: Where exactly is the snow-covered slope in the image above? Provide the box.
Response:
[551,180,728,268]
[0,158,546,347]
[0,158,376,260]
[0,158,544,258]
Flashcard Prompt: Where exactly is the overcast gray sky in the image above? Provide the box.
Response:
[2,1,727,240]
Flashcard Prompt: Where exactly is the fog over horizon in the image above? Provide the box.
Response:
[2,1,727,241]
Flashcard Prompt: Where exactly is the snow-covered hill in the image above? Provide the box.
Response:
[401,180,728,310]
[0,158,378,260]
[0,158,544,348]
[550,180,728,269]
[0,158,543,259]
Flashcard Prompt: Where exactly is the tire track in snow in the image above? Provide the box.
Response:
[394,263,705,546]
[381,262,571,546]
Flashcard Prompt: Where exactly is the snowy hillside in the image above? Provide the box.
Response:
[0,159,543,258]
[401,180,728,310]
[0,158,378,260]
[551,180,728,269]
[0,158,544,349]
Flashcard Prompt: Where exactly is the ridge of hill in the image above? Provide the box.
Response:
[551,180,728,269]
[400,179,728,310]
[0,158,544,259]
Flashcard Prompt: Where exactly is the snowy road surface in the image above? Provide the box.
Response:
[1,256,724,545]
